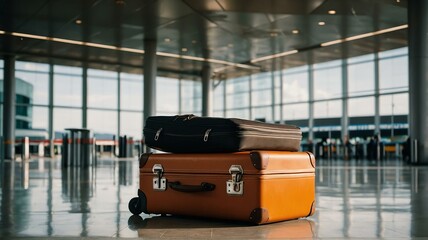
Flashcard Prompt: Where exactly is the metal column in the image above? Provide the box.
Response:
[48,63,54,157]
[143,39,157,152]
[341,59,349,142]
[408,0,428,164]
[201,64,212,117]
[82,66,88,128]
[3,55,16,160]
[374,53,380,135]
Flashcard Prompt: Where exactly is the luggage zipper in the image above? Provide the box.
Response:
[148,128,299,140]
[154,128,163,141]
[203,129,212,142]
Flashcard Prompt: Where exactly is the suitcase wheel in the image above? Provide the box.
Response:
[128,197,143,215]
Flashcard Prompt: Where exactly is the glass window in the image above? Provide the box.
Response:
[213,110,225,118]
[273,70,281,88]
[348,97,375,117]
[274,105,281,123]
[54,72,82,107]
[378,47,408,58]
[283,103,309,120]
[227,92,249,109]
[87,109,117,135]
[348,61,375,96]
[347,54,375,64]
[87,69,116,78]
[380,93,409,116]
[53,108,82,133]
[120,72,143,111]
[252,107,272,122]
[120,111,142,139]
[15,70,49,105]
[313,59,341,69]
[157,77,179,114]
[31,106,49,130]
[213,80,224,111]
[284,65,308,74]
[54,65,83,75]
[379,56,408,94]
[88,70,117,109]
[226,109,249,119]
[251,89,271,107]
[314,100,342,118]
[226,76,249,94]
[251,72,271,90]
[283,70,308,103]
[313,64,342,100]
[16,61,49,72]
[274,88,281,105]
[180,79,201,114]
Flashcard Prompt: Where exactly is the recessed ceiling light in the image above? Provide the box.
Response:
[164,38,171,42]
[75,19,82,25]
[328,10,336,15]
[292,29,299,34]
[181,47,188,52]
[318,21,326,26]
[396,0,400,2]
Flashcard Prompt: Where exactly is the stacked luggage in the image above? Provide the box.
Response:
[128,115,315,224]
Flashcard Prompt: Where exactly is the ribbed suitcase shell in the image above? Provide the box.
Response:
[138,151,315,224]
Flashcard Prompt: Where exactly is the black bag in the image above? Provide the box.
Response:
[143,115,302,153]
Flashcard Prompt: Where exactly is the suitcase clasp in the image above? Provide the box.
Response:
[227,165,244,195]
[152,164,167,191]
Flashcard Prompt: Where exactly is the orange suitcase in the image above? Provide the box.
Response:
[128,151,316,224]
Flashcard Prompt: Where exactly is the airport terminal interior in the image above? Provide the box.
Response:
[1,0,428,239]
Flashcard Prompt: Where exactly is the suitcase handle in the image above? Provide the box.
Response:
[173,114,196,121]
[168,181,215,193]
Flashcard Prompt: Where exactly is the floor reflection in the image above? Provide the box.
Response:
[0,157,427,238]
[127,215,316,239]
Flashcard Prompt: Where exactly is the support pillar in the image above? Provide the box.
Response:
[341,59,349,142]
[82,66,88,128]
[374,53,380,136]
[201,64,212,117]
[3,55,16,160]
[143,39,157,152]
[408,0,428,164]
[48,63,54,157]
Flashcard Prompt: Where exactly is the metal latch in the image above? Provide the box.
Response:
[227,165,244,195]
[152,164,167,191]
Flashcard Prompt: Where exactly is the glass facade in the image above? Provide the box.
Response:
[180,78,202,115]
[213,80,225,117]
[0,47,409,145]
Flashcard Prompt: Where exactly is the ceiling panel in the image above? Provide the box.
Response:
[0,0,408,80]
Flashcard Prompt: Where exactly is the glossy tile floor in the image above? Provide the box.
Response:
[1,155,427,239]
